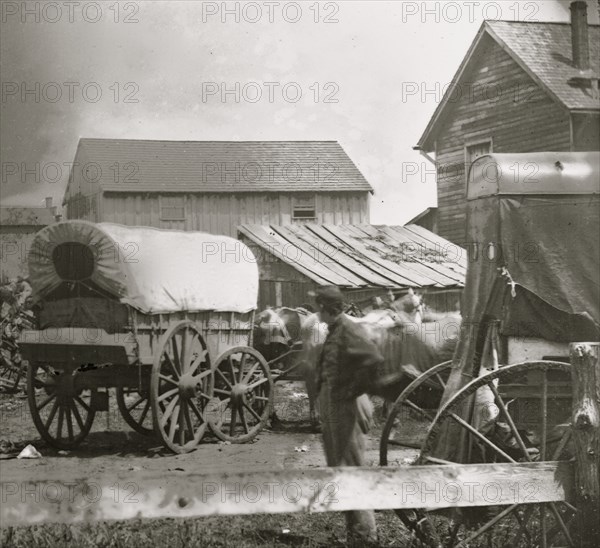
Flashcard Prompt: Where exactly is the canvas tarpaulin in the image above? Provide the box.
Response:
[28,221,259,314]
[435,152,600,464]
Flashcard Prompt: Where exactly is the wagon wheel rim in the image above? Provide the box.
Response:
[380,360,453,465]
[415,360,575,548]
[27,362,96,450]
[116,384,154,436]
[150,321,213,454]
[207,346,273,443]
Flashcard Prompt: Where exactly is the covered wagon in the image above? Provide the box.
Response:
[20,221,273,453]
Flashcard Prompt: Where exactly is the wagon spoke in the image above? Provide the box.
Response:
[229,404,237,437]
[404,398,435,421]
[188,399,204,422]
[157,387,179,403]
[243,402,262,422]
[423,455,457,465]
[44,400,59,430]
[182,399,195,439]
[163,353,179,378]
[56,406,65,440]
[246,377,269,391]
[551,428,572,460]
[139,399,151,425]
[159,373,178,386]
[74,396,91,413]
[180,328,190,370]
[489,383,531,462]
[65,405,74,441]
[36,393,55,412]
[214,388,231,396]
[189,350,208,375]
[243,362,260,384]
[70,400,85,430]
[171,336,181,373]
[547,502,574,546]
[227,356,236,384]
[160,395,179,429]
[216,368,233,389]
[179,400,186,445]
[168,404,180,443]
[449,412,516,462]
[239,353,247,382]
[126,395,145,412]
[540,504,548,548]
[253,395,269,402]
[239,405,250,433]
[540,374,548,460]
[434,373,446,389]
[455,504,520,548]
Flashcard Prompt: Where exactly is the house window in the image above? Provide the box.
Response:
[292,195,316,220]
[160,196,185,220]
[465,140,492,183]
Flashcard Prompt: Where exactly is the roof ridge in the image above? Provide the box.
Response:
[486,20,600,26]
[79,138,342,143]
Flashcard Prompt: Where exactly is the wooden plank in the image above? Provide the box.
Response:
[0,462,573,526]
[570,343,600,547]
[343,225,445,286]
[237,225,341,286]
[303,224,400,287]
[322,225,423,287]
[374,226,466,284]
[280,224,394,287]
[270,226,365,286]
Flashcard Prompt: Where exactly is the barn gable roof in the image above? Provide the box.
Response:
[69,139,373,194]
[417,20,600,151]
[238,224,466,289]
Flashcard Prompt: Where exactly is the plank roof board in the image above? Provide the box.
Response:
[239,224,466,290]
[72,139,373,194]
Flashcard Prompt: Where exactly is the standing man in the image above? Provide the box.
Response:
[312,286,383,547]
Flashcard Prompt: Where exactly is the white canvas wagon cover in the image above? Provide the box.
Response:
[28,221,258,314]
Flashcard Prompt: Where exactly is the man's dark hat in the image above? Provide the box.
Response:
[309,285,344,306]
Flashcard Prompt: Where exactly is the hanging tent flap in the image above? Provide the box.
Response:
[28,221,259,314]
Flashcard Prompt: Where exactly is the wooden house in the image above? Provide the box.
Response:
[415,1,600,244]
[63,139,372,236]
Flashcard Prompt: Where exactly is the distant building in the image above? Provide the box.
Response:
[405,207,438,233]
[63,139,373,236]
[415,1,600,244]
[0,199,59,281]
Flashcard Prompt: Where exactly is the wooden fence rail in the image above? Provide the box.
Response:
[0,461,572,527]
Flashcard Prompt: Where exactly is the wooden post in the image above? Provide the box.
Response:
[570,342,600,547]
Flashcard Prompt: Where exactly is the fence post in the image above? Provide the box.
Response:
[570,342,600,547]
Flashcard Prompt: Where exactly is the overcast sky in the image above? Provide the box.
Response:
[1,0,598,223]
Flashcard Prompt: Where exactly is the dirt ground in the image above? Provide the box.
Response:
[0,382,414,477]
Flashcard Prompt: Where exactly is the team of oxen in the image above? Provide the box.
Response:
[253,289,462,425]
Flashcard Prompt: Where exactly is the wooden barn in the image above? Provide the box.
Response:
[237,223,465,312]
[415,1,600,245]
[63,139,372,236]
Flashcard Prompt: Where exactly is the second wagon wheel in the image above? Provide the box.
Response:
[116,380,153,436]
[207,346,273,443]
[27,362,97,450]
[380,360,453,465]
[150,320,213,453]
[413,360,576,548]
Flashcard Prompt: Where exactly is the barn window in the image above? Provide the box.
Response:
[465,140,492,185]
[160,195,185,220]
[292,194,316,220]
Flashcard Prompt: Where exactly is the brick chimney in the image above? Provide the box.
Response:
[570,1,590,70]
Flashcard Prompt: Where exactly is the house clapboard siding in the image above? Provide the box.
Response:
[417,14,600,245]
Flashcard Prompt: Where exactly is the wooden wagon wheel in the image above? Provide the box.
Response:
[412,360,575,548]
[27,362,96,450]
[116,385,153,436]
[150,321,213,454]
[207,346,273,443]
[380,360,453,464]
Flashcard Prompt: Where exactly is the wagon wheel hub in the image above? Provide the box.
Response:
[231,383,248,404]
[178,372,200,400]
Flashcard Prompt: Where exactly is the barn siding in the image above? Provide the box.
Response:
[98,192,369,237]
[433,34,572,245]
